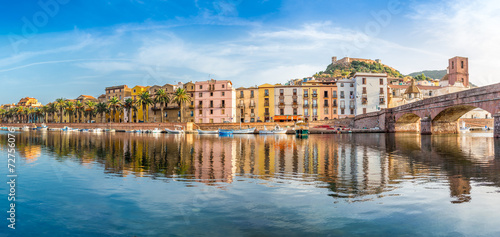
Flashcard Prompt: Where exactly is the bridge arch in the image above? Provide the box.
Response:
[432,105,481,122]
[394,112,422,133]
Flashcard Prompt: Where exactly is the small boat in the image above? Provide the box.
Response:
[105,129,116,133]
[93,128,103,133]
[61,126,73,132]
[21,125,30,131]
[197,129,218,134]
[37,123,48,131]
[165,125,184,134]
[483,126,491,131]
[218,129,234,135]
[150,128,162,133]
[233,127,256,134]
[259,125,287,134]
[49,128,61,131]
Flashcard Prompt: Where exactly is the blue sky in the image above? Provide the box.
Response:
[1,0,499,104]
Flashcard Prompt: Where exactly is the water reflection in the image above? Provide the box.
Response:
[2,131,500,204]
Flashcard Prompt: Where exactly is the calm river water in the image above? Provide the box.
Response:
[1,131,500,236]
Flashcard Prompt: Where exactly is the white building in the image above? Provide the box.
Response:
[274,85,303,122]
[353,72,388,115]
[337,78,356,118]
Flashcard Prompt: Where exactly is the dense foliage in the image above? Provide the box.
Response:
[315,60,404,78]
[408,70,446,79]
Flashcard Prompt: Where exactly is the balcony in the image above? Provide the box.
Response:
[324,103,329,107]
[332,103,337,107]
[303,104,309,108]
[350,104,355,109]
[323,95,328,98]
[340,104,345,109]
[362,98,368,105]
[264,103,270,107]
[340,95,345,99]
[250,94,254,98]
[312,104,318,108]
[238,95,245,99]
[209,85,215,91]
[332,94,337,98]
[209,104,214,108]
[264,112,270,116]
[278,102,285,108]
[237,103,245,108]
[304,94,309,98]
[379,99,385,105]
[279,95,284,100]
[312,93,317,98]
[249,104,256,108]
[197,104,203,108]
[292,94,297,99]
[264,93,269,97]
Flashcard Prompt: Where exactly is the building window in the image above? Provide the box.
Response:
[222,92,225,96]
[380,88,384,94]
[340,91,345,99]
[240,109,243,115]
[210,92,213,97]
[380,79,384,85]
[340,83,344,87]
[251,108,254,113]
[362,87,367,94]
[265,89,269,96]
[350,83,354,87]
[240,91,244,98]
[293,109,297,115]
[341,109,345,115]
[452,61,454,69]
[324,91,328,97]
[304,109,309,116]
[222,84,225,88]
[190,111,194,117]
[280,109,284,115]
[362,78,366,84]
[250,90,254,97]
[351,109,355,114]
[199,110,202,115]
[333,109,336,114]
[461,61,464,69]
[313,109,317,116]
[210,110,213,115]
[199,85,203,89]
[199,92,203,97]
[293,89,297,95]
[324,108,328,115]
[222,109,225,114]
[363,108,366,114]
[280,89,284,95]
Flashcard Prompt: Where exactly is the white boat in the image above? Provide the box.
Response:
[165,125,184,134]
[150,128,162,133]
[105,129,116,133]
[93,128,103,133]
[21,125,30,131]
[259,125,287,134]
[459,121,470,132]
[233,127,256,134]
[197,129,218,134]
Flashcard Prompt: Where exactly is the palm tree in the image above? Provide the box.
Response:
[64,101,75,123]
[96,102,108,123]
[41,105,49,123]
[85,101,96,123]
[123,98,136,123]
[0,109,6,123]
[55,98,66,123]
[172,88,192,122]
[75,101,84,123]
[136,91,153,123]
[154,89,170,123]
[107,97,122,123]
[48,103,58,123]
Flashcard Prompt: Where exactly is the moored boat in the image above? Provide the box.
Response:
[197,129,218,134]
[218,129,234,135]
[150,128,162,133]
[165,125,184,134]
[259,125,287,134]
[21,125,30,131]
[233,127,256,134]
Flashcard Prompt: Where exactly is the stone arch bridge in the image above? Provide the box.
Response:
[354,83,500,137]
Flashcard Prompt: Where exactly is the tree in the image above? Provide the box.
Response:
[48,103,58,123]
[107,97,122,123]
[96,102,108,123]
[85,101,96,123]
[154,89,170,123]
[172,88,192,123]
[123,98,136,123]
[55,98,66,123]
[136,91,153,123]
[75,101,84,123]
[64,101,75,123]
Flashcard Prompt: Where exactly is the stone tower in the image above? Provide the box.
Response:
[448,56,469,87]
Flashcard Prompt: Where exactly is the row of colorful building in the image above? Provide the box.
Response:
[2,56,484,123]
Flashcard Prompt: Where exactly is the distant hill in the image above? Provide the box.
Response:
[315,57,404,78]
[408,70,446,80]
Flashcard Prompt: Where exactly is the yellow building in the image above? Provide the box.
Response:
[235,86,258,122]
[131,85,151,123]
[258,83,275,122]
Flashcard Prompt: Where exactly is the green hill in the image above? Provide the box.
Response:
[408,70,446,80]
[315,60,404,78]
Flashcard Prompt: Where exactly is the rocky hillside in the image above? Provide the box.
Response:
[315,59,404,78]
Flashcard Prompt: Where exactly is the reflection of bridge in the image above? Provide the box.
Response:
[354,83,500,137]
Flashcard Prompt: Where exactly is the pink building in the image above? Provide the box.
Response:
[194,79,236,123]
